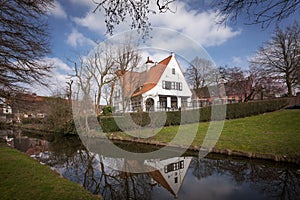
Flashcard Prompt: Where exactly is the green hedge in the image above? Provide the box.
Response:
[97,98,288,133]
[22,118,46,124]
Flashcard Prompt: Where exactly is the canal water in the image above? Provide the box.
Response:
[2,130,300,200]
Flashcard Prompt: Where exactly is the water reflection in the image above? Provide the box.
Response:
[7,131,300,200]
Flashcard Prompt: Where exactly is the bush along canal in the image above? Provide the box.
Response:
[2,129,300,200]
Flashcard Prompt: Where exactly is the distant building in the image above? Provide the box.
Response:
[15,93,49,119]
[192,79,254,106]
[113,52,192,112]
[0,100,13,123]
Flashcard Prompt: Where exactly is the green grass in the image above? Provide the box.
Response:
[106,110,300,157]
[215,109,300,156]
[0,143,101,200]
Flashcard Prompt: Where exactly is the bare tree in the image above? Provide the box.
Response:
[248,65,286,100]
[92,0,175,36]
[114,35,142,112]
[212,0,300,28]
[221,66,252,102]
[73,58,94,132]
[250,22,300,96]
[86,44,116,114]
[185,57,214,90]
[0,0,54,98]
[102,82,115,106]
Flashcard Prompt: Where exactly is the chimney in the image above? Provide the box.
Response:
[171,51,174,57]
[145,56,154,71]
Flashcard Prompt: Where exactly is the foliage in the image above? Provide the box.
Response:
[22,118,45,125]
[45,97,76,134]
[102,106,113,116]
[0,0,53,98]
[225,99,288,119]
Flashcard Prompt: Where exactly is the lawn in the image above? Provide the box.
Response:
[106,109,300,158]
[215,109,300,156]
[0,143,101,200]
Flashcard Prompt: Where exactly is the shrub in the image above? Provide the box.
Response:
[22,117,45,124]
[102,106,113,116]
[72,98,289,133]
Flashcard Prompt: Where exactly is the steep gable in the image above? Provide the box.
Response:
[117,55,172,97]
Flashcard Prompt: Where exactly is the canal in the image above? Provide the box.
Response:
[2,130,300,200]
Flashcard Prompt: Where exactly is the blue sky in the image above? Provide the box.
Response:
[35,0,298,95]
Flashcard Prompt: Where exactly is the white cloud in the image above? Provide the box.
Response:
[31,57,73,96]
[71,1,240,48]
[72,12,108,34]
[232,56,243,66]
[67,0,95,8]
[149,2,241,47]
[44,57,73,73]
[66,29,96,48]
[49,1,67,19]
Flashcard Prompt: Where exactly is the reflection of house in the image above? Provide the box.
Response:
[113,52,192,112]
[145,157,192,198]
[100,155,192,198]
[13,134,49,155]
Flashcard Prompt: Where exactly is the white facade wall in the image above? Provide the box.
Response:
[113,54,192,112]
[142,54,192,111]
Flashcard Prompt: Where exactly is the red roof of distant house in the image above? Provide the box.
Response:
[19,93,45,102]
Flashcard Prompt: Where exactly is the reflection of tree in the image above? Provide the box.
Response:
[32,136,300,199]
[248,164,300,200]
[191,157,300,199]
[50,146,153,199]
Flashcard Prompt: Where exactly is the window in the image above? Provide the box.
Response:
[164,160,185,173]
[171,82,175,89]
[163,81,172,90]
[172,68,175,74]
[162,81,182,91]
[174,177,178,183]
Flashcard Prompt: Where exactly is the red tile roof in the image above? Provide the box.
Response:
[132,83,156,97]
[118,55,172,97]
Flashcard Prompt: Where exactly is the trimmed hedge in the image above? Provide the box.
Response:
[22,117,46,124]
[98,98,288,133]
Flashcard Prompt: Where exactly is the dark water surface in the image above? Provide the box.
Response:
[2,130,300,200]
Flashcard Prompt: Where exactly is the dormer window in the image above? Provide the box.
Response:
[172,68,175,74]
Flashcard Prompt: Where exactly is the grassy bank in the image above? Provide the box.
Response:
[105,110,300,161]
[0,143,101,200]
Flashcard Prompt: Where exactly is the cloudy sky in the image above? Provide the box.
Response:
[34,0,297,95]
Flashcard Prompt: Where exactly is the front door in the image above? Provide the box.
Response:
[145,98,154,111]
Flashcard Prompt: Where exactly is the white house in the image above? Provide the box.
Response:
[113,52,192,112]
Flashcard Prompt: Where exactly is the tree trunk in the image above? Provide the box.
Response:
[109,83,115,106]
[286,76,293,96]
